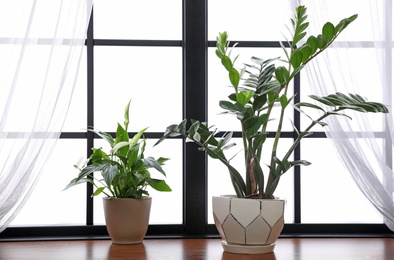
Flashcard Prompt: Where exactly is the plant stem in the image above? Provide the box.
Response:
[282,112,330,163]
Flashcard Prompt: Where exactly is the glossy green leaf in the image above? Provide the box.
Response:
[93,187,106,197]
[217,132,233,150]
[146,179,172,192]
[306,35,318,55]
[219,100,237,111]
[299,44,312,63]
[142,157,167,176]
[188,120,201,141]
[290,160,312,167]
[127,143,140,169]
[221,56,233,71]
[130,127,148,147]
[275,66,289,84]
[236,90,253,106]
[253,93,267,111]
[88,128,114,147]
[316,34,328,49]
[124,99,131,131]
[229,68,240,88]
[292,31,307,47]
[290,50,303,69]
[296,102,326,112]
[102,164,117,188]
[322,22,335,42]
[280,94,288,109]
[267,92,279,104]
[90,148,109,164]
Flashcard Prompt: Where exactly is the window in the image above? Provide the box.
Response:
[2,0,392,239]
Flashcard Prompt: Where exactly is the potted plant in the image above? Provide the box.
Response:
[155,6,389,254]
[65,100,171,244]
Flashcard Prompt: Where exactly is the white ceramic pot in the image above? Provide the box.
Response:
[103,197,152,244]
[212,195,285,254]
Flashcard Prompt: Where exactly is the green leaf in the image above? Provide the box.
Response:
[188,120,201,142]
[322,22,335,42]
[299,44,312,63]
[90,148,109,163]
[229,68,240,88]
[217,131,233,150]
[317,34,328,49]
[292,31,307,47]
[142,157,167,176]
[290,50,303,69]
[309,95,337,107]
[306,36,318,55]
[227,165,246,198]
[88,128,114,147]
[124,99,131,131]
[127,143,140,168]
[146,179,172,192]
[296,102,326,112]
[280,94,289,109]
[102,164,117,187]
[221,56,233,71]
[244,117,262,138]
[64,178,89,190]
[275,66,289,85]
[114,123,129,157]
[267,92,279,104]
[130,127,148,147]
[335,14,358,34]
[219,100,245,115]
[252,93,267,111]
[93,187,106,197]
[290,160,312,167]
[236,90,253,106]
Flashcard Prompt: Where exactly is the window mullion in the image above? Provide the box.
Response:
[183,0,208,234]
[86,8,94,226]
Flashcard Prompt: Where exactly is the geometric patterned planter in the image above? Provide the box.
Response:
[212,195,285,254]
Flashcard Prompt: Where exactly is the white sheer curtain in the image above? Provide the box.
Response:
[289,0,394,230]
[0,0,93,233]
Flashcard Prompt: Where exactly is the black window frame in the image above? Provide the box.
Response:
[1,0,393,241]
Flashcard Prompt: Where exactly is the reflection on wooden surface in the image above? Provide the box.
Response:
[1,238,393,259]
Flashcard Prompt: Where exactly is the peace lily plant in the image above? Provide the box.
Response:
[155,6,388,199]
[66,100,171,198]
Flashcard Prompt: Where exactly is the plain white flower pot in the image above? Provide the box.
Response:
[212,195,285,254]
[103,197,152,244]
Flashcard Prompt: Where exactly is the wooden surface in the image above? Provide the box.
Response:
[1,238,393,259]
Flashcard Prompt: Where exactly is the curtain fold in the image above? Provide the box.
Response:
[289,0,394,230]
[0,0,93,233]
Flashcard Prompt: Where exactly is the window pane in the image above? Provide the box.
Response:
[208,0,291,41]
[1,45,83,132]
[0,0,88,38]
[301,48,386,131]
[301,0,375,41]
[207,138,295,224]
[94,0,181,40]
[10,140,87,226]
[301,139,382,223]
[62,48,87,132]
[94,46,182,132]
[93,139,183,225]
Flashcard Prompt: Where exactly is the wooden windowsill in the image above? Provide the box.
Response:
[1,238,394,259]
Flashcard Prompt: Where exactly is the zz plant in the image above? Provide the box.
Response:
[155,6,388,199]
[66,100,171,198]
